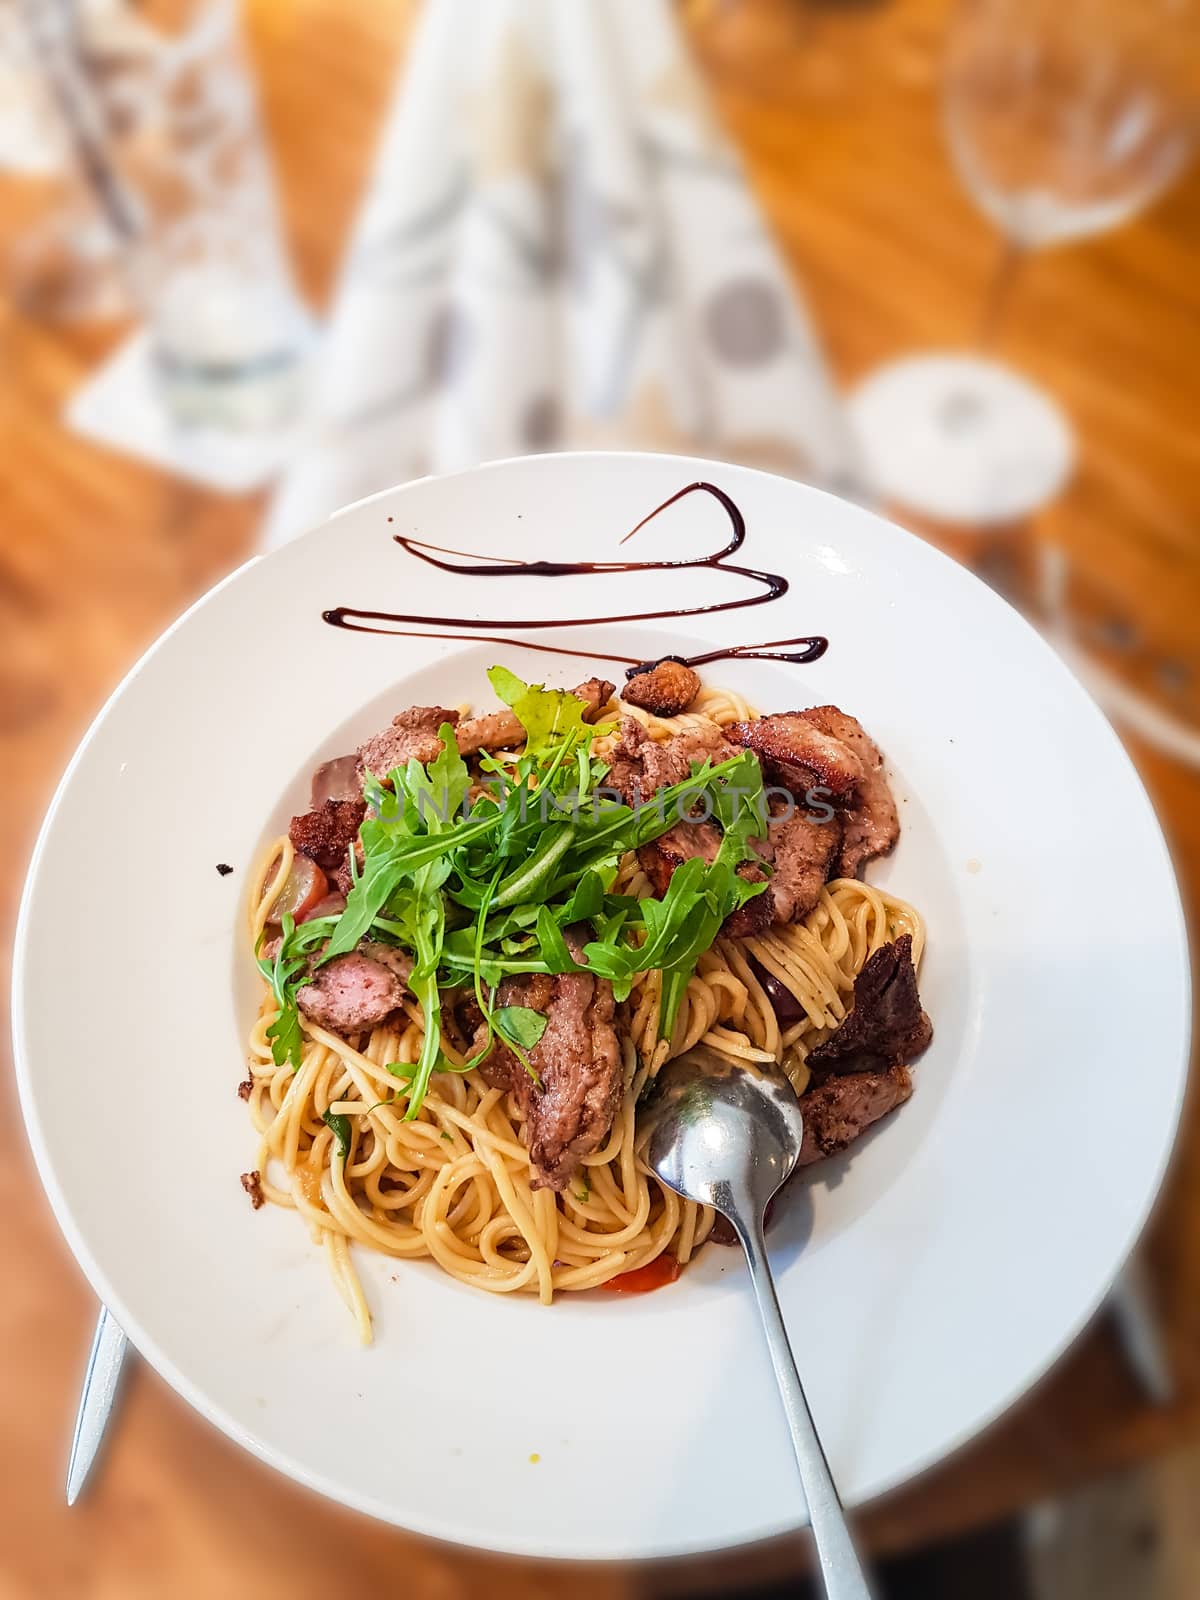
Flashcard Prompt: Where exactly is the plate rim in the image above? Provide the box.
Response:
[11,450,1192,1559]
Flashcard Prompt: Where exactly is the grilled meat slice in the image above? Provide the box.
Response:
[614,719,770,936]
[797,1065,913,1165]
[807,935,931,1076]
[295,942,412,1034]
[472,933,622,1191]
[800,705,899,877]
[358,706,461,777]
[288,797,366,871]
[614,718,840,932]
[727,712,863,798]
[304,891,347,923]
[636,823,772,939]
[637,820,723,891]
[607,716,740,804]
[622,658,701,717]
[331,838,365,897]
[762,800,842,923]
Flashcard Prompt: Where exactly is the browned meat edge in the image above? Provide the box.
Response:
[800,705,899,877]
[289,797,367,870]
[295,943,413,1033]
[622,659,701,717]
[807,935,931,1076]
[797,1065,913,1165]
[471,932,622,1191]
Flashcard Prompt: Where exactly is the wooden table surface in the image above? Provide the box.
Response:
[2,2,1197,1595]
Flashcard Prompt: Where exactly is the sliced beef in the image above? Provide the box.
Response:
[288,797,366,871]
[331,839,365,897]
[443,989,486,1057]
[311,753,362,808]
[455,676,615,755]
[614,719,770,937]
[800,705,899,877]
[302,890,347,924]
[807,935,931,1076]
[609,717,852,929]
[472,931,621,1191]
[359,941,415,986]
[358,705,461,777]
[296,943,412,1033]
[727,713,863,798]
[637,823,771,939]
[726,705,899,880]
[622,658,701,717]
[724,867,775,937]
[797,1065,913,1165]
[452,707,523,756]
[760,800,843,923]
[569,676,616,722]
[637,819,723,891]
[607,716,740,803]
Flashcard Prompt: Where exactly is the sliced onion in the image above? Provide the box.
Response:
[265,854,328,925]
[311,753,361,808]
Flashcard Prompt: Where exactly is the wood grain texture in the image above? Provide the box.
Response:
[0,1,1197,1594]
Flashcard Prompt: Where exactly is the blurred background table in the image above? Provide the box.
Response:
[1,0,1197,1595]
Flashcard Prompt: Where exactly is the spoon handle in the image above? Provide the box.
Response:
[739,1219,874,1600]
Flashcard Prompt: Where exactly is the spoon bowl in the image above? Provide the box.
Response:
[647,1045,805,1233]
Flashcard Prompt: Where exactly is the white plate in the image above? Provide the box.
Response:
[13,452,1190,1559]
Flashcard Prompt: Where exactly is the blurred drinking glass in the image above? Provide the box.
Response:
[1,0,144,321]
[849,0,1197,527]
[25,0,311,431]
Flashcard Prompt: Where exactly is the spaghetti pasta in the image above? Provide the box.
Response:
[243,685,925,1341]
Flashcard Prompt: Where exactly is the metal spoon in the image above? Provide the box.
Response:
[646,1046,874,1600]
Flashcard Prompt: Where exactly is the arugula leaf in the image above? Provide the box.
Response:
[324,808,499,958]
[266,995,303,1072]
[321,1108,352,1160]
[492,822,576,907]
[487,666,613,757]
[264,665,776,1118]
[382,853,451,1119]
[534,905,575,971]
[556,867,608,923]
[493,1006,548,1051]
[254,913,314,1071]
[402,723,471,831]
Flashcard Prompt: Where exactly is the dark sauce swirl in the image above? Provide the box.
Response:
[323,481,827,670]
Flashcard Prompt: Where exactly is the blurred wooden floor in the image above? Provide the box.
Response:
[1,1,1198,1595]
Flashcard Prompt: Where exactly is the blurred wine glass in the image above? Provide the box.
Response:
[850,0,1197,526]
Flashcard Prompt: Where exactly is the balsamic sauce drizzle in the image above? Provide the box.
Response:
[322,481,828,670]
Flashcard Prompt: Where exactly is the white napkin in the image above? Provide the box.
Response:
[263,0,856,546]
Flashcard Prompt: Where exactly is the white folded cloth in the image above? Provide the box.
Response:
[263,0,855,546]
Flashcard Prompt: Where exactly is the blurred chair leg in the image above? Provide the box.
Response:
[1108,1254,1174,1407]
